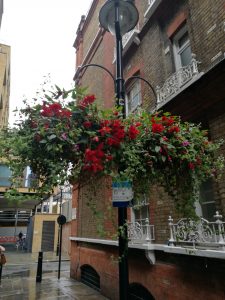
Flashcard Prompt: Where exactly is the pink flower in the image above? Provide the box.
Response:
[61,133,67,140]
[182,141,190,147]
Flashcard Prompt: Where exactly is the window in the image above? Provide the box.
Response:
[199,179,216,221]
[172,25,192,70]
[125,79,141,115]
[132,194,149,225]
[195,179,216,221]
[0,164,12,187]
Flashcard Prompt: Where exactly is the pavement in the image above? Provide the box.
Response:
[0,244,109,300]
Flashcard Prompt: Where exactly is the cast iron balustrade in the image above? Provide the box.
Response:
[168,212,225,251]
[127,218,155,244]
[156,54,201,107]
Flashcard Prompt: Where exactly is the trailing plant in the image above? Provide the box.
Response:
[0,85,223,217]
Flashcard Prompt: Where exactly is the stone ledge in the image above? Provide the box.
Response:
[70,237,225,260]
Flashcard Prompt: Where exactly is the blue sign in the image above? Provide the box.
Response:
[112,181,133,207]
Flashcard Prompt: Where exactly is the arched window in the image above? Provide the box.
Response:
[129,283,155,300]
[80,264,100,291]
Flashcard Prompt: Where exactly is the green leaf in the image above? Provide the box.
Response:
[48,134,57,140]
[155,146,161,153]
[161,156,166,162]
[77,137,88,144]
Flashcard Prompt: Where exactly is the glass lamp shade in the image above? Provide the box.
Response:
[99,0,139,36]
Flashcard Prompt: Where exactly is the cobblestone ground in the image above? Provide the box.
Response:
[0,245,109,300]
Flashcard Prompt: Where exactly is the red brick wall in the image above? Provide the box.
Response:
[70,1,225,298]
[77,177,117,240]
[188,0,225,69]
[70,243,225,300]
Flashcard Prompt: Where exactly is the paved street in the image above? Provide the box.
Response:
[0,245,108,300]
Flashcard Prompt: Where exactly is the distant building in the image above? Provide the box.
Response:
[0,0,3,29]
[0,43,10,128]
[71,1,225,299]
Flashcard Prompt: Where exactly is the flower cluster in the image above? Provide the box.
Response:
[82,115,140,172]
[41,102,72,118]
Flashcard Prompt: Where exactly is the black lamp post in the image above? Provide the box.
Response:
[56,187,63,256]
[99,1,139,299]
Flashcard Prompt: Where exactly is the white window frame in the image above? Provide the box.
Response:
[172,25,191,70]
[196,179,216,221]
[125,79,141,116]
[131,194,149,224]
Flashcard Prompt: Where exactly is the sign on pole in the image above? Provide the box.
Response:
[112,181,133,207]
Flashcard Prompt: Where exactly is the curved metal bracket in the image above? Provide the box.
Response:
[75,63,115,84]
[124,75,157,99]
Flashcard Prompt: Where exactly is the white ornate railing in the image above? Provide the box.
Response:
[168,212,225,251]
[128,218,155,244]
[156,54,200,106]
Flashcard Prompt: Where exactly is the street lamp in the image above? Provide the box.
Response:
[99,0,139,117]
[99,1,139,299]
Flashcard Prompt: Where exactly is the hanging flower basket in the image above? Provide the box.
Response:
[1,86,223,217]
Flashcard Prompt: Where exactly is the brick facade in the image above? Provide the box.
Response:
[70,0,225,299]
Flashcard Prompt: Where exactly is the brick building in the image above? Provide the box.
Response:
[70,1,225,299]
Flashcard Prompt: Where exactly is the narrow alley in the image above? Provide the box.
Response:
[0,245,108,300]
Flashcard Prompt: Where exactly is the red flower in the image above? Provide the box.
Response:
[99,126,112,136]
[113,128,125,140]
[168,126,180,133]
[61,109,72,118]
[83,121,92,128]
[79,95,96,109]
[106,154,113,161]
[35,134,41,142]
[40,102,71,118]
[83,144,105,173]
[92,136,99,142]
[111,119,122,128]
[128,125,140,140]
[106,137,120,147]
[101,120,110,127]
[44,123,49,130]
[162,116,174,126]
[83,95,96,105]
[152,123,165,133]
[188,162,195,170]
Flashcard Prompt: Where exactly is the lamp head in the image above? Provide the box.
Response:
[99,0,139,36]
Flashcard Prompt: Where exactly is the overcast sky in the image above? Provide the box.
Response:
[0,0,92,125]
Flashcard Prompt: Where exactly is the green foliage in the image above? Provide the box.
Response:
[0,85,224,217]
